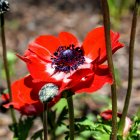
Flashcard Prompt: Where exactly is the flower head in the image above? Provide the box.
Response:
[2,75,62,115]
[39,83,59,103]
[0,0,9,14]
[17,27,124,93]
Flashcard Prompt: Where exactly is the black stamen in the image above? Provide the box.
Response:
[51,44,85,73]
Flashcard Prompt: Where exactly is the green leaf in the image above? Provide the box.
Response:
[92,132,110,140]
[47,109,57,129]
[74,117,111,140]
[127,115,140,139]
[56,106,68,126]
[75,117,87,123]
[56,125,67,136]
[10,116,35,140]
[53,98,67,114]
[31,129,43,140]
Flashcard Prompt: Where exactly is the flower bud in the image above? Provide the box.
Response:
[0,0,10,14]
[39,83,59,103]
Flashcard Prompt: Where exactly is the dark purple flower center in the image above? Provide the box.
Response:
[51,44,85,72]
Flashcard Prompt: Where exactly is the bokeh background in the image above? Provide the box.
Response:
[0,0,140,139]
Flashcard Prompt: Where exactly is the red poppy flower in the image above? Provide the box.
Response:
[100,110,132,136]
[2,75,62,115]
[17,27,124,93]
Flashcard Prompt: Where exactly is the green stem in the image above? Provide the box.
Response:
[67,95,75,140]
[43,103,48,140]
[118,0,139,135]
[51,130,56,140]
[101,1,118,140]
[0,14,18,136]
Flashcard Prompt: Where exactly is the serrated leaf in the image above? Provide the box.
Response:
[18,117,35,140]
[127,115,140,139]
[75,117,87,122]
[47,109,57,129]
[102,125,111,134]
[75,123,92,133]
[65,134,69,140]
[10,116,35,140]
[31,129,43,140]
[57,106,68,126]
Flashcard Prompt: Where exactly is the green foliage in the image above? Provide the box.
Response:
[8,93,140,140]
[53,98,67,114]
[32,104,68,140]
[65,109,140,140]
[47,109,57,129]
[9,99,140,140]
[47,106,68,129]
[64,114,111,140]
[126,115,140,140]
[56,106,68,126]
[31,129,43,140]
[10,116,35,140]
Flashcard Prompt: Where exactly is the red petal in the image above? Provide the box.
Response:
[20,103,43,115]
[17,52,52,82]
[2,75,62,115]
[100,110,113,120]
[58,32,78,46]
[34,35,60,54]
[1,94,9,101]
[83,27,124,63]
[3,102,21,110]
[100,110,124,121]
[75,65,113,93]
[65,68,94,91]
[17,51,65,83]
[27,42,51,62]
[19,35,60,70]
[12,75,44,104]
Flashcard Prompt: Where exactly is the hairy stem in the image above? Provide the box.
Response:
[101,1,118,140]
[118,0,139,135]
[43,103,48,140]
[67,95,75,140]
[0,14,18,136]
